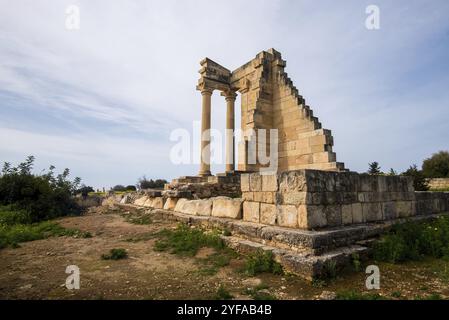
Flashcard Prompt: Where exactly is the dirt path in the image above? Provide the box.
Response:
[0,206,448,300]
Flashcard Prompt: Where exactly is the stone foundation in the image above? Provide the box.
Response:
[105,169,449,280]
[241,170,449,230]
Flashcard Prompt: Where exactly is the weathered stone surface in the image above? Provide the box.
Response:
[341,204,353,225]
[277,205,298,228]
[396,201,412,218]
[351,203,363,224]
[279,171,307,193]
[241,174,250,192]
[260,203,277,225]
[211,197,243,219]
[362,203,382,222]
[243,201,260,223]
[249,174,262,192]
[306,205,327,229]
[174,198,212,215]
[324,205,342,227]
[382,202,397,220]
[143,197,154,207]
[163,198,178,210]
[262,174,278,192]
[134,196,148,206]
[151,197,165,209]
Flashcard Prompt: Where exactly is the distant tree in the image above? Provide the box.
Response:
[138,176,168,190]
[422,151,449,178]
[112,185,127,192]
[368,162,382,175]
[76,185,94,197]
[125,185,137,191]
[402,164,429,191]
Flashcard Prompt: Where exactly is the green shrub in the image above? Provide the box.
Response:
[402,164,429,191]
[422,151,449,178]
[214,285,233,300]
[0,156,82,222]
[373,216,449,263]
[101,248,128,260]
[154,224,224,256]
[242,249,283,276]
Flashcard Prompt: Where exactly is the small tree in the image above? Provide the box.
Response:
[76,185,94,197]
[402,164,429,191]
[112,185,127,192]
[126,185,137,191]
[422,151,449,178]
[368,162,382,175]
[138,176,168,190]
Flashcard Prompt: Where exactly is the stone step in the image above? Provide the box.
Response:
[222,235,369,280]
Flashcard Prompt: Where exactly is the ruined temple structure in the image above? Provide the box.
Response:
[196,48,345,176]
[108,49,449,280]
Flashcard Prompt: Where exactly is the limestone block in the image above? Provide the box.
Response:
[262,192,275,204]
[305,205,327,229]
[143,197,154,207]
[249,173,262,192]
[359,175,378,192]
[324,205,342,227]
[163,198,178,210]
[211,197,243,219]
[277,205,298,228]
[341,204,353,225]
[279,171,307,193]
[151,197,164,209]
[242,192,254,201]
[194,199,213,216]
[377,176,388,192]
[243,201,260,223]
[241,174,250,192]
[174,198,188,212]
[281,191,309,206]
[261,174,278,192]
[362,203,382,222]
[381,202,397,220]
[260,203,277,225]
[134,196,148,206]
[352,203,364,223]
[396,201,412,218]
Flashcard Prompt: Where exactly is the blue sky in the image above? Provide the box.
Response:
[1,0,448,189]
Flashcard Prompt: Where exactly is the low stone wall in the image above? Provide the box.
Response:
[427,178,449,190]
[241,170,449,230]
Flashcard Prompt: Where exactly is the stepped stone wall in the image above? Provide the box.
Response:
[241,170,449,230]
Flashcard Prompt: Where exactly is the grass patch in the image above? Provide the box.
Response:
[0,220,91,249]
[214,285,233,300]
[126,215,153,225]
[154,224,225,256]
[197,248,238,275]
[101,248,128,260]
[153,224,237,275]
[373,216,449,263]
[242,249,283,276]
[336,290,387,300]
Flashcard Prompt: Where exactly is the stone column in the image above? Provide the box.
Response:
[199,89,213,176]
[222,91,237,173]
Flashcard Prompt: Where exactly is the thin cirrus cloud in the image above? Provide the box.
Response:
[0,0,448,188]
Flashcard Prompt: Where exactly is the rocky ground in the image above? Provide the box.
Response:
[0,205,448,300]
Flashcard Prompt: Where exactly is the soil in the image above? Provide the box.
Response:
[0,205,448,300]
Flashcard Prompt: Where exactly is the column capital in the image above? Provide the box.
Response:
[196,83,214,95]
[221,90,237,101]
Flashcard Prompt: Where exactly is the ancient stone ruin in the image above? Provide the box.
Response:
[109,49,449,280]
